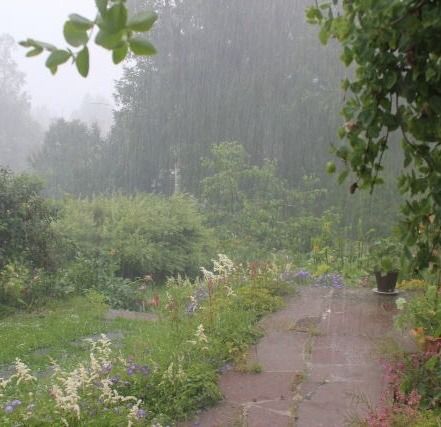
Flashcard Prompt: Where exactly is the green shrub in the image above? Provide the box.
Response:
[395,285,441,338]
[46,256,144,309]
[54,194,216,279]
[0,168,58,269]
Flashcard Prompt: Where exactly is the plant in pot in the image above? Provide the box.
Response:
[369,238,402,293]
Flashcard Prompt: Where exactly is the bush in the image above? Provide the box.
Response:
[0,168,57,270]
[395,285,441,338]
[54,194,216,279]
[46,256,145,309]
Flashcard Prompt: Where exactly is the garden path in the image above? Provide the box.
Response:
[182,286,413,427]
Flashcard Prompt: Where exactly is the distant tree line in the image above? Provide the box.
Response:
[26,0,403,234]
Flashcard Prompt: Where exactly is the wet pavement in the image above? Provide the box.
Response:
[182,286,414,427]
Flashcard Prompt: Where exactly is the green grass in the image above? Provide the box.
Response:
[0,296,113,369]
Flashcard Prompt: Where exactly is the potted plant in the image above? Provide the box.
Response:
[369,238,402,293]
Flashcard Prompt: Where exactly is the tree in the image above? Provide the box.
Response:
[105,0,345,194]
[20,0,158,77]
[0,34,42,171]
[32,119,105,197]
[308,0,441,274]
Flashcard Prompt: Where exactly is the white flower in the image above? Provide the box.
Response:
[225,285,236,297]
[395,297,407,310]
[200,266,216,281]
[195,324,208,343]
[12,359,36,385]
[127,399,143,427]
[213,254,235,276]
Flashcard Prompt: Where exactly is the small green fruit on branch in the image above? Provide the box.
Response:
[19,0,158,78]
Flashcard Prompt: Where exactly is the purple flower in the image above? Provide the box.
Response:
[126,363,150,376]
[295,270,311,279]
[314,273,344,289]
[4,399,22,413]
[4,405,14,414]
[110,376,120,385]
[101,362,112,374]
[136,408,147,419]
[139,365,150,376]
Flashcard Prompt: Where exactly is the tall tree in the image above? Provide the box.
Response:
[0,34,42,171]
[106,0,345,194]
[32,119,105,197]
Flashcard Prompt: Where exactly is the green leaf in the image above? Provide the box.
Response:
[127,11,158,32]
[95,0,108,17]
[45,50,71,75]
[319,26,330,44]
[76,46,89,77]
[429,96,441,114]
[64,21,88,47]
[358,108,376,127]
[338,169,349,184]
[112,43,128,64]
[341,47,353,66]
[326,161,336,174]
[68,14,94,31]
[129,36,157,56]
[424,356,438,371]
[95,30,125,50]
[26,47,43,57]
[20,39,56,52]
[384,72,397,90]
[104,4,128,33]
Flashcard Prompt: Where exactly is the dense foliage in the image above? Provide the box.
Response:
[54,194,215,279]
[201,142,341,260]
[0,169,56,270]
[308,0,441,274]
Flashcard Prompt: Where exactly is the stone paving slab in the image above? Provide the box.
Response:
[181,286,409,427]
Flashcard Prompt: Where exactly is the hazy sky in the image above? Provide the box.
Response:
[0,1,123,117]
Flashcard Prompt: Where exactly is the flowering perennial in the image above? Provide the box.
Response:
[1,335,148,426]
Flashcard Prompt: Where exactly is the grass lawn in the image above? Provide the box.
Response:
[1,296,120,369]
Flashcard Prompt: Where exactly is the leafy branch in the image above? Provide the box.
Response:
[307,0,441,274]
[19,0,158,77]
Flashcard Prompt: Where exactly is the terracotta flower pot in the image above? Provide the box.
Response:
[374,271,399,293]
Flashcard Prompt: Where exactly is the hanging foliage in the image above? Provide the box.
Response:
[307,0,441,273]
